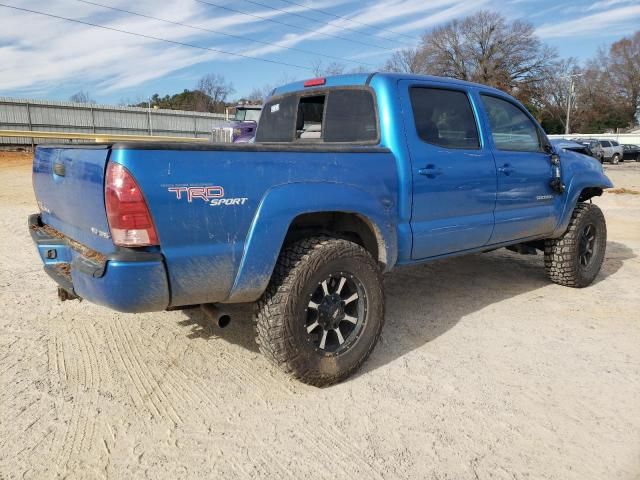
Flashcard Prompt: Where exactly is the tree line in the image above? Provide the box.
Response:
[383,11,639,134]
[70,10,639,134]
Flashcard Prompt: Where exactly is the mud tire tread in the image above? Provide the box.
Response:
[544,203,606,288]
[254,236,384,386]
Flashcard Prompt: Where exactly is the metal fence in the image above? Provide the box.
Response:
[0,97,227,145]
[548,133,640,145]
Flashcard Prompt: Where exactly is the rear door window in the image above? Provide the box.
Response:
[409,87,480,149]
[480,95,541,152]
[600,140,611,147]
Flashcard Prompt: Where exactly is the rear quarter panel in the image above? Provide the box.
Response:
[111,147,398,306]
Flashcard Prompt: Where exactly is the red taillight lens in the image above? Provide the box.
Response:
[105,163,159,247]
[303,77,326,87]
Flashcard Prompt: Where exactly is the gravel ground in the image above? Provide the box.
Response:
[1,151,639,479]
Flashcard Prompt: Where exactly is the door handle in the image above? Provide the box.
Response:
[418,164,443,178]
[498,164,515,176]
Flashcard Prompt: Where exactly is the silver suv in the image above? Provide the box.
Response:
[598,139,624,164]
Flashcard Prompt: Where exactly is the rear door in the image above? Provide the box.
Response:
[477,93,557,244]
[400,80,497,259]
[600,140,612,159]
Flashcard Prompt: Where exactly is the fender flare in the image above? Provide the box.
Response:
[552,172,613,237]
[225,182,398,303]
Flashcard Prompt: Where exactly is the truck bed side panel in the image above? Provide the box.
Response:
[111,147,398,307]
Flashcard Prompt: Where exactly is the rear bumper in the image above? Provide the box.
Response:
[29,214,170,313]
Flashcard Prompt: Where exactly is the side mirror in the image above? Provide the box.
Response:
[549,153,564,193]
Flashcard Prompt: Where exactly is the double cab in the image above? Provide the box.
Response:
[30,73,613,385]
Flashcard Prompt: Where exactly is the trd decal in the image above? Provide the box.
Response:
[167,185,248,207]
[168,186,224,202]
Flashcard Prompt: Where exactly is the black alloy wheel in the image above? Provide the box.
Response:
[304,273,366,355]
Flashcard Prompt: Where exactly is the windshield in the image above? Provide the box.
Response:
[234,108,261,122]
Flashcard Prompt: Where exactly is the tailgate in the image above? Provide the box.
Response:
[32,145,115,254]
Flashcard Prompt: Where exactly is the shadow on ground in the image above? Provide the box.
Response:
[177,241,635,375]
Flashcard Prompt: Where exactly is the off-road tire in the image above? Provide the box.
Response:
[611,154,620,164]
[254,237,384,386]
[544,203,607,288]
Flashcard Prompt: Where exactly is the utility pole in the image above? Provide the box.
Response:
[564,74,583,135]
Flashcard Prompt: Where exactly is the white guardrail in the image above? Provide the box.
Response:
[548,133,640,145]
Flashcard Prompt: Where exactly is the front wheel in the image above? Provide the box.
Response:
[544,203,607,287]
[611,154,620,164]
[254,237,384,386]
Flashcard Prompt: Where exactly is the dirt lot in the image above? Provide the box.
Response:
[1,150,639,479]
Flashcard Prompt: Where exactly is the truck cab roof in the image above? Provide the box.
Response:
[272,72,505,97]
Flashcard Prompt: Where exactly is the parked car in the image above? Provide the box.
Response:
[572,138,605,162]
[598,139,624,164]
[551,139,592,157]
[29,73,613,386]
[211,104,262,143]
[622,144,640,161]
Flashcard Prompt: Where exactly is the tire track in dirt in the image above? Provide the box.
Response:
[77,326,101,457]
[107,320,166,421]
[54,329,90,469]
[309,422,389,479]
[117,319,183,424]
[133,320,285,411]
[139,316,298,400]
[119,322,237,420]
[104,321,148,413]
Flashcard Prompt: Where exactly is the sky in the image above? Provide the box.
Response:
[0,0,639,104]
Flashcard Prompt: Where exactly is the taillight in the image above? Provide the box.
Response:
[105,163,159,247]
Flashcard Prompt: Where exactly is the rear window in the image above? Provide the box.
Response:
[255,88,378,144]
[324,89,377,142]
[254,95,298,143]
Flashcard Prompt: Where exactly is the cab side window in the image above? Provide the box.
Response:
[409,87,480,149]
[480,95,541,152]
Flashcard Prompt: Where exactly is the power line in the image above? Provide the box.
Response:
[276,0,421,42]
[195,0,397,52]
[239,0,416,47]
[74,0,377,68]
[0,3,314,71]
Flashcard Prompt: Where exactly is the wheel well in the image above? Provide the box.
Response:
[284,212,386,268]
[578,187,603,202]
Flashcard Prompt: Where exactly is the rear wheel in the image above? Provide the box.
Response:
[545,203,607,288]
[254,237,384,386]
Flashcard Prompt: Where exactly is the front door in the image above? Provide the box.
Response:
[400,81,498,259]
[478,93,557,244]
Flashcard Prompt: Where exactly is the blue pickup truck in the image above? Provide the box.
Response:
[29,73,613,386]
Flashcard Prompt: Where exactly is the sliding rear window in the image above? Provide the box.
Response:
[255,87,378,144]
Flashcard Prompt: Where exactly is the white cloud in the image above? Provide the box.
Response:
[587,0,635,11]
[0,0,345,94]
[536,4,640,38]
